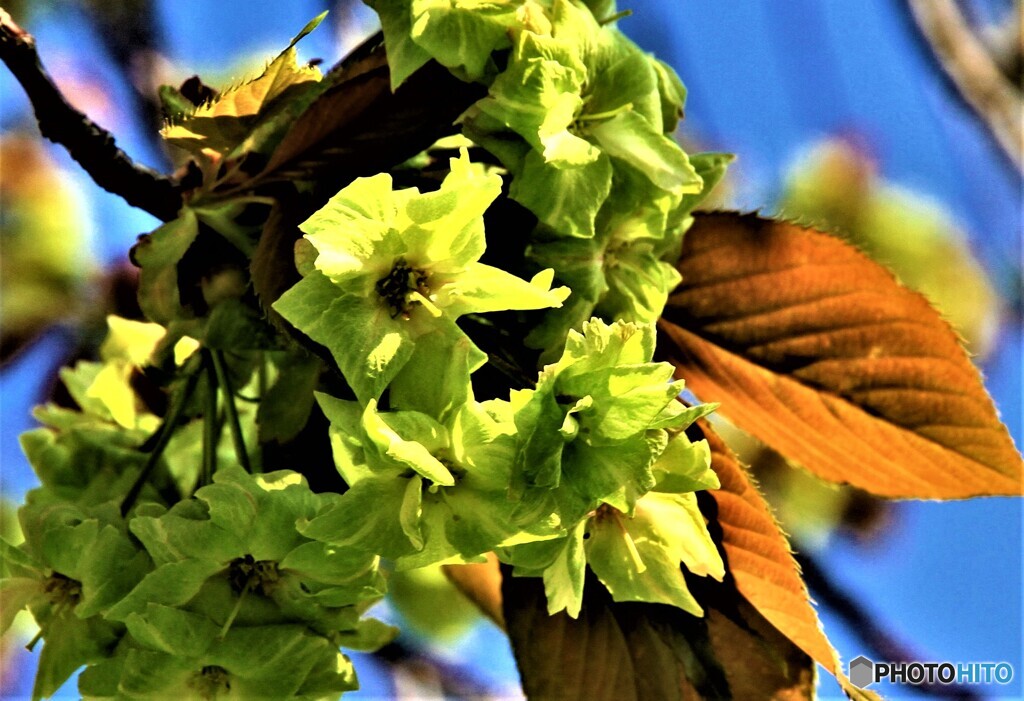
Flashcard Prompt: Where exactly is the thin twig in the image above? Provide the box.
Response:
[906,0,1023,171]
[0,8,181,221]
[209,349,254,473]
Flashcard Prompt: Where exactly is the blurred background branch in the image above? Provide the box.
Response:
[907,0,1023,170]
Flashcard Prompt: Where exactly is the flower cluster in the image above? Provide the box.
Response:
[281,313,725,619]
[2,320,390,700]
[5,1,730,697]
[371,0,730,355]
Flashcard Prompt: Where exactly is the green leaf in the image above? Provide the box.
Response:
[368,0,432,88]
[588,110,702,193]
[132,210,200,325]
[586,493,723,614]
[192,199,267,257]
[161,17,325,158]
[510,150,613,238]
[157,84,195,122]
[202,297,280,351]
[257,351,323,444]
[408,0,518,80]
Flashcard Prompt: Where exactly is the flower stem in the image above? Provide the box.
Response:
[209,349,253,473]
[120,366,201,516]
[598,9,632,25]
[612,511,646,573]
[218,582,250,640]
[200,351,222,487]
[24,627,44,652]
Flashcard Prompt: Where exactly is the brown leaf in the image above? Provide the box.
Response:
[659,212,1022,498]
[260,50,485,194]
[442,553,505,629]
[690,419,836,675]
[502,565,815,700]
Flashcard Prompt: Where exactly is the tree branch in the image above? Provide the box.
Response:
[0,8,181,221]
[906,0,1023,172]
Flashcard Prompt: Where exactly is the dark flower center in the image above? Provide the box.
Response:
[189,665,231,699]
[43,572,82,607]
[227,554,279,596]
[376,257,429,317]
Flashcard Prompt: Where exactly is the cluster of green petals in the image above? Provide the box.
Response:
[1,500,148,699]
[1,464,392,700]
[368,0,731,355]
[301,395,562,570]
[18,317,199,508]
[462,0,702,233]
[499,320,725,617]
[2,320,390,700]
[303,317,724,619]
[82,467,392,699]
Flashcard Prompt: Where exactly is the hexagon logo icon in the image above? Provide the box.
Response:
[848,655,875,689]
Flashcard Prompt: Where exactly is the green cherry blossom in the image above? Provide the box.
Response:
[273,152,568,405]
[300,394,562,569]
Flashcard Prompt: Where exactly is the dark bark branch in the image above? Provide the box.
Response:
[0,8,181,221]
